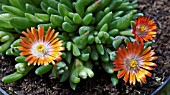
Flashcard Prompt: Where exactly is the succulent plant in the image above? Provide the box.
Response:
[0,0,157,90]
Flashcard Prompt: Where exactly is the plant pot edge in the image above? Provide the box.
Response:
[0,87,9,95]
[151,76,170,95]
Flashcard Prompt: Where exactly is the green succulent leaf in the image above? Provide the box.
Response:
[111,74,119,86]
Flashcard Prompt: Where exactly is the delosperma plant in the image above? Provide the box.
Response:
[0,0,158,90]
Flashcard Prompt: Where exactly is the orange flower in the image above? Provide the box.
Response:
[18,26,64,66]
[113,41,157,85]
[132,16,157,42]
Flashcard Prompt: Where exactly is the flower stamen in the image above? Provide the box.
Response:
[130,59,138,68]
[138,25,147,33]
[36,43,45,52]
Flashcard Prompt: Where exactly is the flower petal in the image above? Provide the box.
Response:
[142,50,155,59]
[31,27,38,41]
[142,65,155,70]
[123,71,129,83]
[143,62,157,66]
[141,46,151,56]
[38,26,44,41]
[140,68,152,77]
[117,69,126,78]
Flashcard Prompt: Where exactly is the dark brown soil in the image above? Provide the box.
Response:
[1,0,170,95]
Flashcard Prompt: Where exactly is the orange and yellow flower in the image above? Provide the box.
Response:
[113,41,157,85]
[132,16,157,42]
[18,26,64,66]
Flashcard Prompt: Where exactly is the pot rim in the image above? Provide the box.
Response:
[0,87,9,95]
[151,76,170,95]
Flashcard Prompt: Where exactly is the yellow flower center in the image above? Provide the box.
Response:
[36,44,45,52]
[130,59,138,68]
[139,25,147,33]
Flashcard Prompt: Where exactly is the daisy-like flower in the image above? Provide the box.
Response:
[18,26,64,66]
[113,41,157,85]
[132,16,157,42]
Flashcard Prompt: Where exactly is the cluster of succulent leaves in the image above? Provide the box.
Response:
[0,0,152,90]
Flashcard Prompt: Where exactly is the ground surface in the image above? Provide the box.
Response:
[0,0,170,95]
